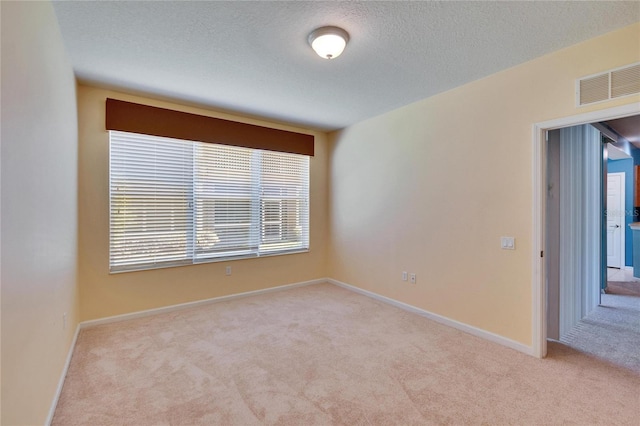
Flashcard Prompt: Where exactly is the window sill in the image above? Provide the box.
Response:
[109,248,310,274]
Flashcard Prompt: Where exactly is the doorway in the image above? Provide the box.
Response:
[545,124,602,342]
[532,103,640,358]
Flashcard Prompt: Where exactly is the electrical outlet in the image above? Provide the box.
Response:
[225,266,232,276]
[410,273,416,284]
[402,271,408,281]
[63,312,67,330]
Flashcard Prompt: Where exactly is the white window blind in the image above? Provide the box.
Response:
[109,131,309,272]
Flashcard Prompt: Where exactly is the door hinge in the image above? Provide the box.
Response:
[540,251,544,258]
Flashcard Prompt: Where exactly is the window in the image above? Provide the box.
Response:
[109,131,309,272]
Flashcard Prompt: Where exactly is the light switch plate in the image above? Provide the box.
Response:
[501,237,515,250]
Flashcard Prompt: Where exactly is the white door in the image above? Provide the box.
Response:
[607,172,625,268]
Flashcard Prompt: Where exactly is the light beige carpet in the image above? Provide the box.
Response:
[53,283,640,425]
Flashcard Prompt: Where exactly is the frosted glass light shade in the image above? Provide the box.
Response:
[308,26,349,59]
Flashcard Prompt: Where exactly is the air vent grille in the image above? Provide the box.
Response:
[577,62,640,106]
[611,63,640,98]
[579,74,609,105]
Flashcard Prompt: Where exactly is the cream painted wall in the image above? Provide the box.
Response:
[328,23,640,346]
[1,2,80,424]
[78,86,328,321]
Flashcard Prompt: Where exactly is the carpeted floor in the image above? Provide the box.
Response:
[561,293,640,374]
[53,283,640,425]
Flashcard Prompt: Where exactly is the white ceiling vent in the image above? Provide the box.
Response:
[577,62,640,106]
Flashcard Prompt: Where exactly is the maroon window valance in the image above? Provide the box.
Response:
[105,98,314,156]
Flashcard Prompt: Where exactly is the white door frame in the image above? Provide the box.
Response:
[607,172,626,269]
[532,102,640,359]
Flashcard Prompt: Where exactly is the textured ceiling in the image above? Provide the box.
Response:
[52,1,640,131]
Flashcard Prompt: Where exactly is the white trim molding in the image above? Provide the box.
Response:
[327,278,534,356]
[80,278,326,328]
[46,324,81,426]
[532,102,640,359]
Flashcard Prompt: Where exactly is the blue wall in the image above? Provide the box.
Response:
[607,157,635,266]
[631,146,640,165]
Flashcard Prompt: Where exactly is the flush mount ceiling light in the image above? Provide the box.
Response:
[308,26,350,59]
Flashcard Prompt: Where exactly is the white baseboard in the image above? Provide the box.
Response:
[46,323,81,426]
[327,278,535,356]
[80,278,327,329]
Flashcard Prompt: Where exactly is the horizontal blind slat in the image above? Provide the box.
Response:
[110,130,309,272]
[110,131,193,270]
